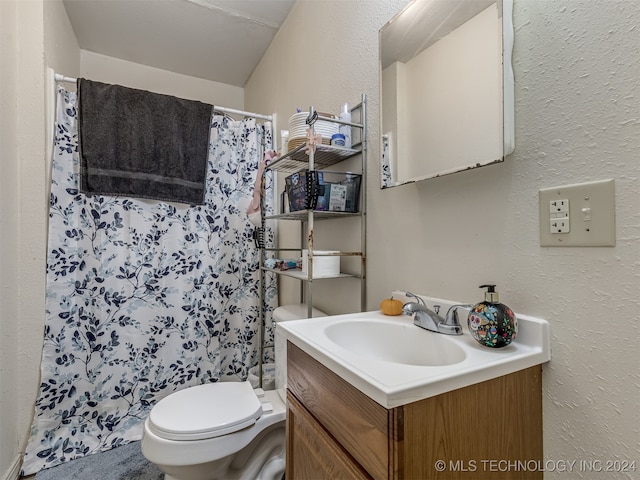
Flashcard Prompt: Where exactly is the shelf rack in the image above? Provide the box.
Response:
[259,94,367,323]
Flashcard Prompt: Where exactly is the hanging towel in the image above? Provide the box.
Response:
[77,78,212,205]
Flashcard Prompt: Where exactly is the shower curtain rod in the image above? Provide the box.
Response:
[54,73,274,121]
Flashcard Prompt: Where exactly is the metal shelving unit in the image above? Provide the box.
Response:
[260,94,367,319]
[267,143,362,173]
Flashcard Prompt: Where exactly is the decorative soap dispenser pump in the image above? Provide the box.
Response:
[467,285,518,348]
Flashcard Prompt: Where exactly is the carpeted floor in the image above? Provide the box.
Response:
[33,441,163,480]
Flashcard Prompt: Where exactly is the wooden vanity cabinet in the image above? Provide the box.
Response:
[286,342,543,480]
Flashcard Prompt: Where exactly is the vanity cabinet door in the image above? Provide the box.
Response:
[286,341,543,480]
[287,342,396,479]
[286,391,371,480]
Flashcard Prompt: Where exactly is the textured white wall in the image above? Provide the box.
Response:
[0,0,22,475]
[80,51,244,109]
[512,1,640,469]
[246,0,640,473]
[0,0,47,477]
[44,0,81,79]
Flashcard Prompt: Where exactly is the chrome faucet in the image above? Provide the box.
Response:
[402,292,464,335]
[442,304,472,335]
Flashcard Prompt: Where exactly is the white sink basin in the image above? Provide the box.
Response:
[325,319,466,366]
[278,293,551,408]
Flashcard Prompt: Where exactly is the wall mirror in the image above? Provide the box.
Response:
[379,0,514,188]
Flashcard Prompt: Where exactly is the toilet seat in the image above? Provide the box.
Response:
[147,381,263,441]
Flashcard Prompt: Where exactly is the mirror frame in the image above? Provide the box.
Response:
[379,0,515,188]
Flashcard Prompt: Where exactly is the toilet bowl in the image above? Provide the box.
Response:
[142,303,327,480]
[141,381,286,480]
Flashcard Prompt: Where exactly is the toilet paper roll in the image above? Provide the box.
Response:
[301,250,340,278]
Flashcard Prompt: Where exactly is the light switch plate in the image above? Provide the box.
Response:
[539,179,615,247]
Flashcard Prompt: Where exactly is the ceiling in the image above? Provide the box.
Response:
[62,0,297,87]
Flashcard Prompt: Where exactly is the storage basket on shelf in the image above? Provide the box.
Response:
[284,170,362,213]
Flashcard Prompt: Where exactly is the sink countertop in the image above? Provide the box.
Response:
[278,295,551,408]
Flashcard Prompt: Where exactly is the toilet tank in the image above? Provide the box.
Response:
[273,304,327,391]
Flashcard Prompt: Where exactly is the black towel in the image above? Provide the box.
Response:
[77,79,212,205]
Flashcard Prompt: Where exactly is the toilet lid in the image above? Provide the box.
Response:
[148,381,263,441]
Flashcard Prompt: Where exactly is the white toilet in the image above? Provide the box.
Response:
[141,304,326,480]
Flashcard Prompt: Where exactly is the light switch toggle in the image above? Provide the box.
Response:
[581,207,592,221]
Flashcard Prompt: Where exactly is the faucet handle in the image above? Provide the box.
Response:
[444,304,472,327]
[405,291,426,307]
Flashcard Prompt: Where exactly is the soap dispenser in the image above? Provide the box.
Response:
[467,285,518,348]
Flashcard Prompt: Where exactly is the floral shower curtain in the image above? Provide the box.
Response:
[22,87,277,475]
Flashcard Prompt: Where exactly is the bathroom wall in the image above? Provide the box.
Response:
[0,0,48,477]
[44,0,81,79]
[246,0,640,475]
[0,0,21,475]
[79,51,244,109]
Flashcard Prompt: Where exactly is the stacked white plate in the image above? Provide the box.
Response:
[288,112,338,148]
